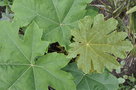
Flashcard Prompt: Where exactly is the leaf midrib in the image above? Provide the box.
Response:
[5,64,67,90]
[32,67,37,90]
[35,65,66,83]
[61,0,75,23]
[86,75,109,90]
[20,2,59,24]
[20,0,78,45]
[8,66,31,90]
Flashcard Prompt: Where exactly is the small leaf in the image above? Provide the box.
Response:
[128,76,136,82]
[127,6,136,14]
[85,6,98,18]
[0,1,6,6]
[64,63,119,90]
[123,75,128,79]
[0,21,76,90]
[115,68,121,74]
[68,14,133,73]
[118,78,125,84]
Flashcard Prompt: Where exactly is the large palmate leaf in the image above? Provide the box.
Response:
[0,21,76,90]
[68,14,133,73]
[12,0,92,47]
[64,63,119,90]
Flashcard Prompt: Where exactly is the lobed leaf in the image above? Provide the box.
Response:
[0,21,76,90]
[12,0,92,48]
[64,63,119,90]
[68,14,133,73]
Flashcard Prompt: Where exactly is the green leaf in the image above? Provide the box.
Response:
[131,45,136,57]
[0,0,10,6]
[0,21,76,90]
[64,63,119,90]
[12,0,92,48]
[129,12,136,33]
[127,6,136,33]
[118,78,125,84]
[0,1,6,6]
[127,6,136,14]
[68,14,133,73]
[85,6,98,18]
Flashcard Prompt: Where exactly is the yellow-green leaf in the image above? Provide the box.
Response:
[127,6,136,14]
[68,14,133,74]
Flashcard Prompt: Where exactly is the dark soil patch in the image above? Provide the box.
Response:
[113,56,136,78]
[0,6,6,18]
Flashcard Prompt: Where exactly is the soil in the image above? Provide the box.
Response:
[0,6,5,18]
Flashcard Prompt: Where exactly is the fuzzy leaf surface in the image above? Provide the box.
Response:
[68,15,133,73]
[64,63,119,90]
[12,0,92,47]
[0,21,76,90]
